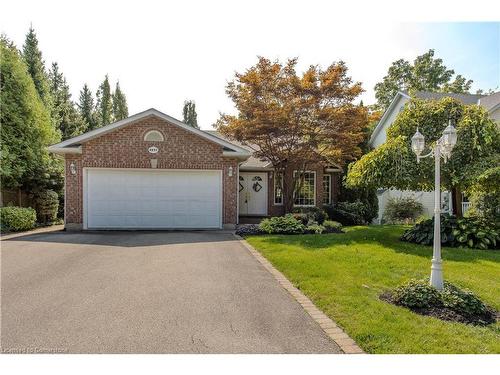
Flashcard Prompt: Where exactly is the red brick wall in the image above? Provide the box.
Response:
[64,115,238,227]
[266,167,341,216]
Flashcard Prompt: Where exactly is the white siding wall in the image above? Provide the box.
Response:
[371,96,409,148]
[375,189,452,224]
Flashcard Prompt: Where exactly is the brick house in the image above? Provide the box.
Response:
[49,108,341,230]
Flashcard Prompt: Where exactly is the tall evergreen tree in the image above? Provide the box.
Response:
[1,37,61,192]
[48,62,86,139]
[112,81,128,121]
[182,100,198,128]
[96,75,113,126]
[21,27,52,109]
[78,84,97,131]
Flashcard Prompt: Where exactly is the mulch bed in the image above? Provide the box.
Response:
[380,292,498,326]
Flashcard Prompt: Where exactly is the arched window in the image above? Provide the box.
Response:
[144,130,164,142]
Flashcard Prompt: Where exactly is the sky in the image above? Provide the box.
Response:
[1,1,499,129]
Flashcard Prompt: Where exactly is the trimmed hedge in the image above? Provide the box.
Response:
[0,206,37,232]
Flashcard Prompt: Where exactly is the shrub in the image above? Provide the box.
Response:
[291,206,327,225]
[338,185,379,223]
[323,203,364,225]
[401,214,499,250]
[304,224,325,234]
[383,196,424,224]
[392,279,442,308]
[441,282,492,321]
[259,214,305,234]
[235,224,263,237]
[388,279,496,325]
[323,220,343,233]
[34,190,59,224]
[453,216,499,250]
[0,206,37,232]
[291,212,309,225]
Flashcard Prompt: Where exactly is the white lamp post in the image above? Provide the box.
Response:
[411,119,458,290]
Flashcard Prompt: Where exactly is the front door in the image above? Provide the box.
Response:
[239,172,268,215]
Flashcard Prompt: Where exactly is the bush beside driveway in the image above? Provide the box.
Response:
[246,225,500,354]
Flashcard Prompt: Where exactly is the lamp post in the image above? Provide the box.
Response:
[411,119,458,290]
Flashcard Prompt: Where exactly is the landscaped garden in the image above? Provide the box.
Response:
[246,225,500,354]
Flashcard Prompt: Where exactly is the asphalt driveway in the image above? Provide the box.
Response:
[1,230,340,353]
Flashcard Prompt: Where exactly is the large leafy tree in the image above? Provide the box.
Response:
[216,57,367,212]
[0,37,61,193]
[96,74,113,126]
[21,27,52,109]
[374,50,473,110]
[112,81,128,121]
[49,62,86,139]
[78,83,97,131]
[182,100,198,128]
[346,97,500,216]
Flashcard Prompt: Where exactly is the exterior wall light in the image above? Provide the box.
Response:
[69,162,77,175]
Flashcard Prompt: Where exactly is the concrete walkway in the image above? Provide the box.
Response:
[1,230,341,353]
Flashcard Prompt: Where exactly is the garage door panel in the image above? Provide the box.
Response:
[86,169,222,229]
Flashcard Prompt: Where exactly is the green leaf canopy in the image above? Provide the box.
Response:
[346,97,500,193]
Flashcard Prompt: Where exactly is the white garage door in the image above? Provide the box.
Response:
[85,169,222,229]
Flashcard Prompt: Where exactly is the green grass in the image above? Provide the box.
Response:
[246,225,500,354]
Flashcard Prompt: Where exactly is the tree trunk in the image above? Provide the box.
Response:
[451,186,462,217]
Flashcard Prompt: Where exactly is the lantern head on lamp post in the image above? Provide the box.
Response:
[411,128,425,163]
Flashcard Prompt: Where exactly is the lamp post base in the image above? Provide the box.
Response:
[430,258,444,290]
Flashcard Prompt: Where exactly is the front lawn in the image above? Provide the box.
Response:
[246,226,500,354]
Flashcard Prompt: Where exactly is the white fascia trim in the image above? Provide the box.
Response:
[48,108,252,155]
[369,91,410,147]
[222,151,251,160]
[48,146,82,154]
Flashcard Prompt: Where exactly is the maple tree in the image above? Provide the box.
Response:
[216,57,367,212]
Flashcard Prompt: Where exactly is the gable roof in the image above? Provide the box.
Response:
[205,131,272,169]
[478,91,500,111]
[369,91,410,145]
[48,108,251,159]
[412,91,485,104]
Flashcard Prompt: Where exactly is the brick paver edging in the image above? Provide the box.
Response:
[235,234,364,354]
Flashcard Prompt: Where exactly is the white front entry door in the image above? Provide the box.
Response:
[239,172,268,215]
[85,169,222,229]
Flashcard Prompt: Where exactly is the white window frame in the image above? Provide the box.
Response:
[323,174,332,205]
[293,171,316,207]
[144,130,164,142]
[273,172,283,205]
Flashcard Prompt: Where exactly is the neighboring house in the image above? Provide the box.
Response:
[49,108,341,230]
[369,90,500,224]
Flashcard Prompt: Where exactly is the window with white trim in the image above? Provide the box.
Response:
[274,172,283,205]
[144,130,164,142]
[323,174,331,204]
[294,171,316,206]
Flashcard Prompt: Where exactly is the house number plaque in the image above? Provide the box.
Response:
[148,146,159,154]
